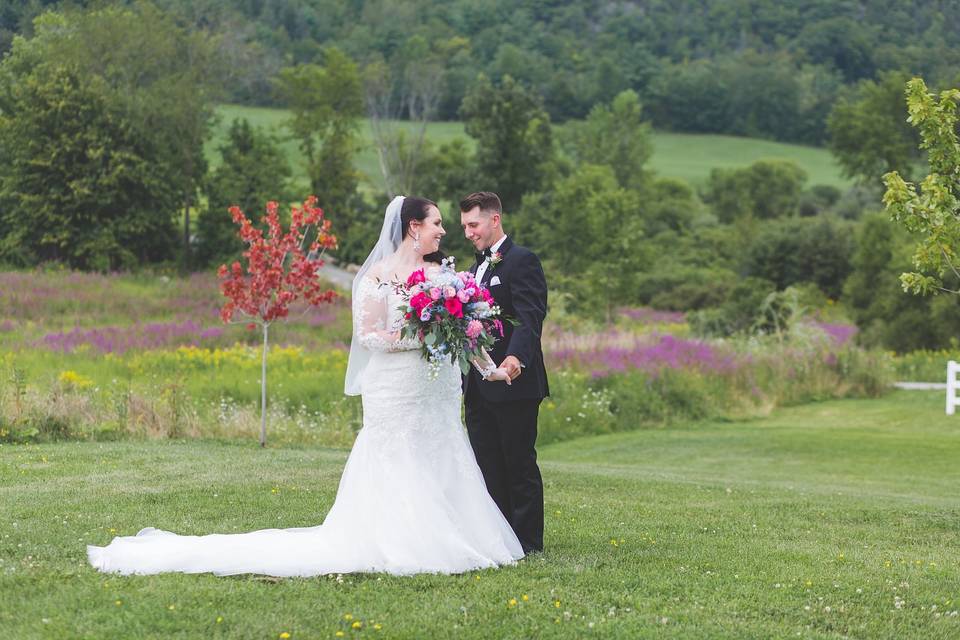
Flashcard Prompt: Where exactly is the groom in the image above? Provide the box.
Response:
[461,191,549,554]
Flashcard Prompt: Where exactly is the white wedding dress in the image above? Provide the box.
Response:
[87,275,524,576]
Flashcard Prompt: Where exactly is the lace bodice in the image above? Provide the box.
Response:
[354,276,421,352]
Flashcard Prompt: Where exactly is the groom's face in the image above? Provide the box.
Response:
[460,207,500,251]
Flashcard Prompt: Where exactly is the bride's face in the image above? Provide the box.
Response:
[414,205,445,254]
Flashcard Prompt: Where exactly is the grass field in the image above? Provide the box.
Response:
[210,105,852,198]
[2,391,958,638]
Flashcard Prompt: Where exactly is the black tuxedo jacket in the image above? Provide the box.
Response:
[464,237,549,403]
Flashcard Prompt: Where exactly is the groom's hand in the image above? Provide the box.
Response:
[501,356,522,380]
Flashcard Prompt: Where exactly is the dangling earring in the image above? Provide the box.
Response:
[414,233,421,252]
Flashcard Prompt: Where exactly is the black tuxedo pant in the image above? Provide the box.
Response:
[464,387,544,553]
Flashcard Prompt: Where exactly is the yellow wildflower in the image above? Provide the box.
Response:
[59,370,93,389]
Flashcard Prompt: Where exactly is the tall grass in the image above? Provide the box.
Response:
[1,270,890,446]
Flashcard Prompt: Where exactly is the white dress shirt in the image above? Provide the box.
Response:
[475,235,508,284]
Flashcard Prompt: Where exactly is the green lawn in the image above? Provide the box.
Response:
[210,105,851,198]
[650,132,850,188]
[2,391,957,638]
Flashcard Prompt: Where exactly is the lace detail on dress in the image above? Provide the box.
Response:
[354,276,420,352]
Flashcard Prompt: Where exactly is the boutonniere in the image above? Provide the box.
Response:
[485,251,503,270]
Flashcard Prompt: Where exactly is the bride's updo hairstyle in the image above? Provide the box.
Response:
[400,196,445,264]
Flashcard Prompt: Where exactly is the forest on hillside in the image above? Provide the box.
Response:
[3,0,959,143]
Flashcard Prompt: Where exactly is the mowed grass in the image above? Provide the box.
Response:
[210,104,851,198]
[2,390,958,638]
[651,132,850,188]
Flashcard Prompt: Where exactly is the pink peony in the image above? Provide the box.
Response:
[457,289,471,303]
[443,286,457,299]
[429,287,442,300]
[465,319,483,339]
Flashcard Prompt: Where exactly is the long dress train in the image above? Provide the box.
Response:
[87,276,523,576]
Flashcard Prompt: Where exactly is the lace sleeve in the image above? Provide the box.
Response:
[354,277,419,352]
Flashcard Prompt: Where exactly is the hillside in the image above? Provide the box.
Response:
[4,0,959,144]
[210,104,851,196]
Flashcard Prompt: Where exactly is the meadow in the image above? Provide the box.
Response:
[2,391,959,638]
[210,105,853,196]
[1,270,891,448]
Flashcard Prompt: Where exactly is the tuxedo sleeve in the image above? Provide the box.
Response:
[505,252,547,367]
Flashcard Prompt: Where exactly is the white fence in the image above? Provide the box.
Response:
[948,360,960,415]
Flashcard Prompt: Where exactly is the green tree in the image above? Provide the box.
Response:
[883,77,960,297]
[828,71,922,184]
[45,1,220,269]
[195,118,293,268]
[277,47,364,219]
[516,165,647,319]
[640,178,701,236]
[843,213,960,351]
[634,225,742,311]
[705,160,808,223]
[795,17,876,82]
[460,74,555,211]
[562,90,652,192]
[0,63,176,269]
[0,4,217,269]
[741,217,854,299]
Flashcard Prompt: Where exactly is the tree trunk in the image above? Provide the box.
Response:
[183,194,191,273]
[260,323,269,447]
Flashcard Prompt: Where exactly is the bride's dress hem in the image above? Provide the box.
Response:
[87,538,523,578]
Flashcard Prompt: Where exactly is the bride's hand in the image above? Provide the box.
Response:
[483,367,512,385]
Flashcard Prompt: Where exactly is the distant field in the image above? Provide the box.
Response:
[651,131,850,188]
[210,104,851,198]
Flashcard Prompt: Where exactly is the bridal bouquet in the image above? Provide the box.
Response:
[398,258,506,376]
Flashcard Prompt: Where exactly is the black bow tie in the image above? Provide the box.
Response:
[475,247,492,263]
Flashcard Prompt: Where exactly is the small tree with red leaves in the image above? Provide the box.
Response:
[218,196,337,446]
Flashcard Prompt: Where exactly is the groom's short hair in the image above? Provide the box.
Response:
[460,191,502,216]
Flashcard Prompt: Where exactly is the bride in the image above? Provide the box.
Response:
[87,196,524,576]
